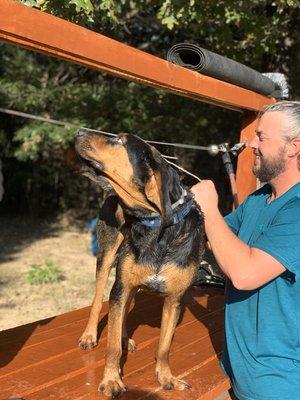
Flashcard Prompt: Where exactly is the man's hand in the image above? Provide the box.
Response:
[191,180,219,217]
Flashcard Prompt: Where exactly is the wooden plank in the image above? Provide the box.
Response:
[24,329,225,399]
[0,295,223,376]
[0,306,91,346]
[0,288,221,350]
[236,112,258,202]
[134,357,230,400]
[0,289,225,399]
[215,391,235,400]
[0,0,275,113]
[0,298,224,383]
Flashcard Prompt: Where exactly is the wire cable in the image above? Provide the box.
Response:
[0,107,213,152]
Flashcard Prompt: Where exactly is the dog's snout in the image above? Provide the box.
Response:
[77,130,89,137]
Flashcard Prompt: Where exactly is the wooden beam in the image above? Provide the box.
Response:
[0,0,275,113]
[236,112,258,202]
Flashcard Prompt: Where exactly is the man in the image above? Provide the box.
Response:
[191,101,300,400]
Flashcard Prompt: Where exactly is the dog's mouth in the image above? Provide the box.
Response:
[75,132,105,171]
[75,131,159,213]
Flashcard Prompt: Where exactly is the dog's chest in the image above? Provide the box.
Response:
[137,261,197,296]
[143,274,167,293]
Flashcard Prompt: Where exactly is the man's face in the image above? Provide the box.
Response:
[250,111,289,182]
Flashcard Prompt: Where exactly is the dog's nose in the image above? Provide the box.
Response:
[77,129,88,137]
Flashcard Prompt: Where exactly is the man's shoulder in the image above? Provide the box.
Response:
[275,183,300,214]
[247,183,300,207]
[280,194,300,213]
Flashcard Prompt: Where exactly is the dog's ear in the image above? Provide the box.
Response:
[144,157,174,228]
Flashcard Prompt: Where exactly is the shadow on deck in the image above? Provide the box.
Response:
[0,287,232,400]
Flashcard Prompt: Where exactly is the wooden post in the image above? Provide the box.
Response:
[236,112,259,203]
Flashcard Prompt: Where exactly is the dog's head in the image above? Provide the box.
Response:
[75,130,183,227]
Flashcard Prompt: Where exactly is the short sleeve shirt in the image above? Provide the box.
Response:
[222,182,300,400]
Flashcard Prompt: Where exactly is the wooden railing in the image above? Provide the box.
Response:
[0,0,275,201]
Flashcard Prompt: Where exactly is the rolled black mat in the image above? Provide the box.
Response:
[167,43,277,97]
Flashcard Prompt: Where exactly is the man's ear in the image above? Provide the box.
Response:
[289,138,300,158]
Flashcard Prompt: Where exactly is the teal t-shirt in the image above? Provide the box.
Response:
[222,182,300,400]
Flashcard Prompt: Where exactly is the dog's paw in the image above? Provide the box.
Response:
[162,377,191,391]
[127,338,137,352]
[78,332,97,350]
[156,368,191,391]
[98,376,128,398]
[122,337,137,352]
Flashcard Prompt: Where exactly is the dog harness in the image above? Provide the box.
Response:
[140,189,194,228]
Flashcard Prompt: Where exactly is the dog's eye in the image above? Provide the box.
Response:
[109,136,123,145]
[91,160,102,169]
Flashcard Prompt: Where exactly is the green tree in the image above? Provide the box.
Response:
[0,1,298,216]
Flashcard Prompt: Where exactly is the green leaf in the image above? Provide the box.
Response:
[161,15,178,29]
[20,0,39,6]
[70,0,94,14]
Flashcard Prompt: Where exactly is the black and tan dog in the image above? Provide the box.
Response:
[74,130,205,397]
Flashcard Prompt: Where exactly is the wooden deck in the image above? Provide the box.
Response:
[0,287,231,400]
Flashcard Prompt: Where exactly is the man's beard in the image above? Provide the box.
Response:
[253,147,286,182]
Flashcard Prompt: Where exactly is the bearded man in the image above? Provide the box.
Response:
[191,101,300,400]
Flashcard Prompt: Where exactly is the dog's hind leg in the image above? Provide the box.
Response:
[155,296,191,391]
[98,284,134,397]
[78,231,123,350]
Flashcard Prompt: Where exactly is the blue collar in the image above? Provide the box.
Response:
[140,198,194,228]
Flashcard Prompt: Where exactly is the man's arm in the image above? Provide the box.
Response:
[192,181,286,290]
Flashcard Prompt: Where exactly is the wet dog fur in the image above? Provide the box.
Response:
[73,131,205,397]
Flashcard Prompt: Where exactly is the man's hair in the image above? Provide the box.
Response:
[259,101,300,141]
[259,101,300,169]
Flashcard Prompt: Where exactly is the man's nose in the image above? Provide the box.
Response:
[249,135,258,149]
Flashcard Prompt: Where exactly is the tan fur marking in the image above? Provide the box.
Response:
[160,263,196,295]
[156,296,191,390]
[119,256,196,297]
[105,176,156,211]
[144,173,163,212]
[84,136,157,212]
[99,287,134,396]
[78,232,124,349]
[120,254,157,288]
[115,203,124,226]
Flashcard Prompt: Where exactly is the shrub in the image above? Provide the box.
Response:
[27,260,63,285]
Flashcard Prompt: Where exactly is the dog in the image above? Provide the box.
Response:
[74,130,205,397]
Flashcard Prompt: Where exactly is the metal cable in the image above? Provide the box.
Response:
[0,107,213,152]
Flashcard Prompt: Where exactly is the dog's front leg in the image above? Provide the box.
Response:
[99,283,132,397]
[79,232,123,350]
[155,296,191,391]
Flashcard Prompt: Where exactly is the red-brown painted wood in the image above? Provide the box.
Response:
[0,0,276,201]
[0,288,229,400]
[236,112,259,202]
[0,0,275,113]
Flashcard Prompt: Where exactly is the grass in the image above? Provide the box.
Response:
[27,260,63,285]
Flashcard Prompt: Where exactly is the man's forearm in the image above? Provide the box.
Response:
[204,207,253,288]
[191,180,286,290]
